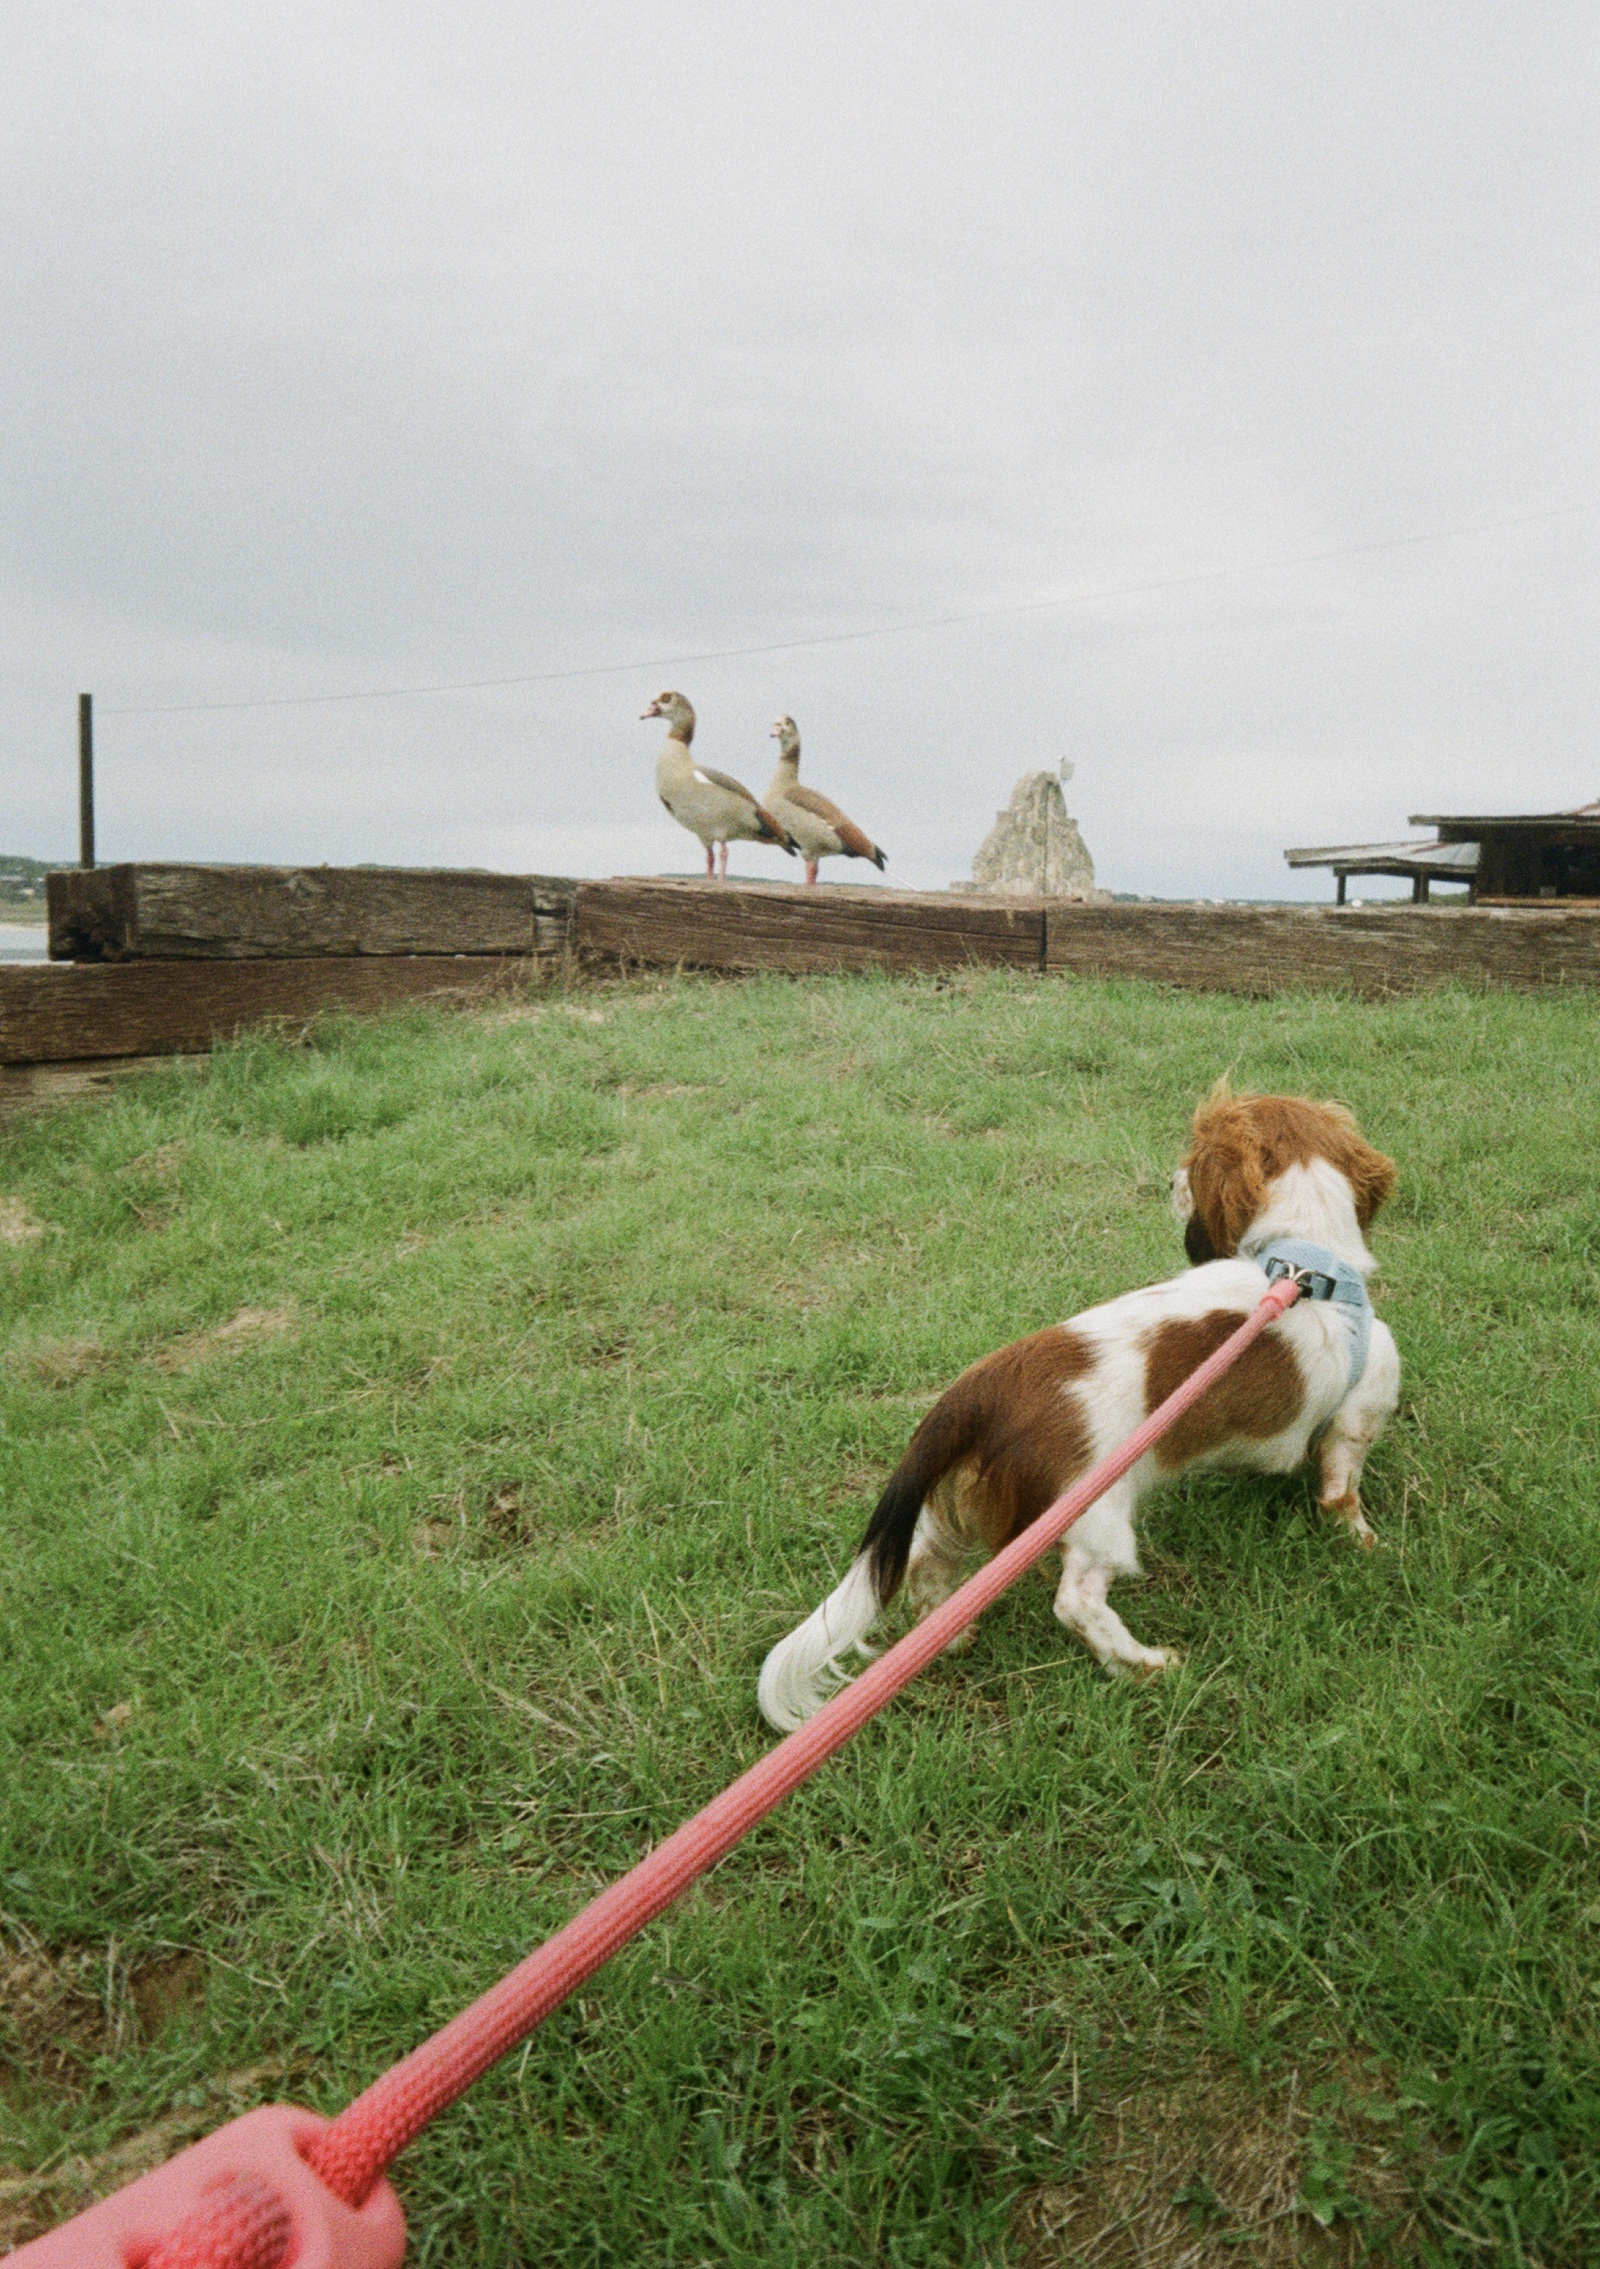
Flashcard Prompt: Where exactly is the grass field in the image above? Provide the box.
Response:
[3,968,1599,2266]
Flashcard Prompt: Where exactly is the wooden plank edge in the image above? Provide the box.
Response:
[573,880,1045,972]
[1042,902,1600,996]
[0,955,542,1065]
[45,865,579,962]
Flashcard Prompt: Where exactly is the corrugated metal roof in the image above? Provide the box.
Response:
[1408,801,1600,829]
[1284,838,1479,871]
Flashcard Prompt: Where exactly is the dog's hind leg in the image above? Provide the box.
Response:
[1051,1484,1174,1678]
[905,1498,979,1653]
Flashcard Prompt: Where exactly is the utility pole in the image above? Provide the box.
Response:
[78,692,95,868]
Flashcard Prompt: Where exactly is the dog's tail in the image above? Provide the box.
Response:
[756,1388,983,1732]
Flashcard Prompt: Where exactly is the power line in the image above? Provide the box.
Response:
[103,497,1599,718]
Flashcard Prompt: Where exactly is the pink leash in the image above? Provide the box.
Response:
[17,1277,1301,2269]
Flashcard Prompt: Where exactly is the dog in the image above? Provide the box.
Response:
[757,1085,1399,1731]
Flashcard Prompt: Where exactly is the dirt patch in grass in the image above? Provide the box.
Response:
[482,1482,537,1547]
[0,1197,46,1247]
[1,1936,207,2082]
[128,1953,205,2039]
[412,1483,544,1560]
[117,1143,189,1184]
[1015,2053,1434,2266]
[151,1306,294,1373]
[25,1336,108,1386]
[772,1277,836,1313]
[0,1938,112,2088]
[480,1003,610,1029]
[824,1458,890,1510]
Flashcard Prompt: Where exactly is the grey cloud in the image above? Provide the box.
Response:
[3,3,1598,896]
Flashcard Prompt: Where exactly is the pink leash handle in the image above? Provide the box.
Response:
[16,1277,1298,2266]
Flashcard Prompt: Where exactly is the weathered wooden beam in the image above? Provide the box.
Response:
[47,864,576,962]
[1043,900,1600,996]
[574,878,1047,973]
[576,879,1600,995]
[0,957,534,1065]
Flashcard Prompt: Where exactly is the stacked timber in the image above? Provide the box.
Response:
[0,865,579,1068]
[0,956,534,1066]
[47,864,574,964]
[10,863,1600,1072]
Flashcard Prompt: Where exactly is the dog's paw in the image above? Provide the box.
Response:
[1322,1489,1379,1550]
[1107,1646,1180,1681]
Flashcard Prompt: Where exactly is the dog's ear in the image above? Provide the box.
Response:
[1334,1130,1398,1227]
[1172,1163,1221,1264]
[1184,1212,1220,1265]
[1251,1094,1399,1227]
[1182,1079,1268,1257]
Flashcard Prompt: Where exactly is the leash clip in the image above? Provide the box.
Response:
[1262,1255,1339,1303]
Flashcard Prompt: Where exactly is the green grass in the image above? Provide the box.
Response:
[2,969,1599,2264]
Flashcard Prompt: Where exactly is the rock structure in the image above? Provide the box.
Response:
[963,764,1100,898]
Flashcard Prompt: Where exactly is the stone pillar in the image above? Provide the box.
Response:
[965,764,1100,898]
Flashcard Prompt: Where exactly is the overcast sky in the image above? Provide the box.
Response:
[4,3,1597,898]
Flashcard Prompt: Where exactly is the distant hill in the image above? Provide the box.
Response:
[0,854,57,915]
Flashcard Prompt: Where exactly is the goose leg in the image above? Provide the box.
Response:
[803,860,819,887]
[717,842,729,881]
[704,843,716,881]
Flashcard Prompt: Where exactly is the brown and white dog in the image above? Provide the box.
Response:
[757,1086,1399,1731]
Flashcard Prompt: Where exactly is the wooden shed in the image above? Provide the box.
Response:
[1410,800,1600,902]
[1287,798,1600,904]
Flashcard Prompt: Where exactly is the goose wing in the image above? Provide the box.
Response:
[691,767,796,850]
[786,784,885,865]
[693,763,758,803]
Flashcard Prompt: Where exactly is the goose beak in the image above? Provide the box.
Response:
[641,702,662,720]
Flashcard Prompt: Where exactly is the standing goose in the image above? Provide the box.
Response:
[765,717,887,887]
[643,692,798,880]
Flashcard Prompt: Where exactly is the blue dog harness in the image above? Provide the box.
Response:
[1252,1237,1373,1395]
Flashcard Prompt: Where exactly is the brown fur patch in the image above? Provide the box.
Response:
[937,1327,1097,1552]
[1184,1084,1397,1258]
[1145,1311,1304,1468]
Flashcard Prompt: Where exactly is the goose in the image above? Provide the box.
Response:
[764,717,887,887]
[642,692,798,880]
